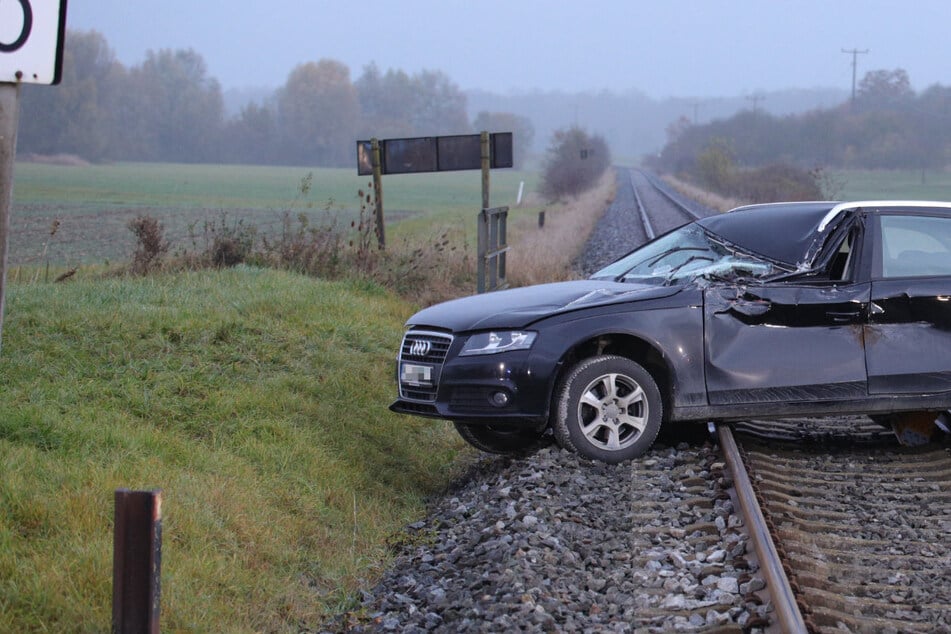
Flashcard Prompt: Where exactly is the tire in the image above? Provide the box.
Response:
[553,355,663,463]
[453,422,551,456]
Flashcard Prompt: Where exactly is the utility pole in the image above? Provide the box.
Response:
[745,94,764,113]
[842,48,869,106]
[690,100,704,124]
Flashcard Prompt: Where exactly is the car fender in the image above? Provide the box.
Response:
[526,290,707,415]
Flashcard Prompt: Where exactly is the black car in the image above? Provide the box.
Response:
[391,201,951,463]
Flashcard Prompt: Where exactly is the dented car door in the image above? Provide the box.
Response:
[703,283,870,405]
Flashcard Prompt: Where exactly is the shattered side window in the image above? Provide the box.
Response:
[880,215,951,278]
[826,228,859,281]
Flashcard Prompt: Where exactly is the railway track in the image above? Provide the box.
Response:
[628,168,708,239]
[720,420,951,633]
[630,172,951,632]
[577,167,713,275]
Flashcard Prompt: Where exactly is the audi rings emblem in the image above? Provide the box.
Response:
[409,340,432,357]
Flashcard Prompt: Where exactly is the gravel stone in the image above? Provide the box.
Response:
[327,443,767,632]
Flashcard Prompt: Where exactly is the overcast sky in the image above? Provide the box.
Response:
[65,0,951,98]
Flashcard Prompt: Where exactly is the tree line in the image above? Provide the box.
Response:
[17,30,535,167]
[653,68,951,176]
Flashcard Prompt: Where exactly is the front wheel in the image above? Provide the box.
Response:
[553,355,663,463]
[453,422,550,456]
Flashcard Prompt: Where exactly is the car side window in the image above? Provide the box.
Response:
[880,214,951,278]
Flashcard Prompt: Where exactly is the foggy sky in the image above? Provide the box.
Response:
[66,0,951,98]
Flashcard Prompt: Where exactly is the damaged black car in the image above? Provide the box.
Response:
[391,201,951,463]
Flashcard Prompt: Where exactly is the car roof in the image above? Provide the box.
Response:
[697,200,951,267]
[697,201,838,266]
[818,200,951,232]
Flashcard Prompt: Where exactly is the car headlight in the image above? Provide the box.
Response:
[459,331,537,356]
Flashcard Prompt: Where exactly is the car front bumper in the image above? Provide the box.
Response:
[390,329,555,425]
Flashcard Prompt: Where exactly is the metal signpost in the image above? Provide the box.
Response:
[356,131,513,291]
[0,0,68,355]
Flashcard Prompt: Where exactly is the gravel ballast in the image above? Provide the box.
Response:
[332,444,769,633]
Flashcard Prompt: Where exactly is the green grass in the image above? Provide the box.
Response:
[0,267,465,632]
[10,162,539,267]
[833,168,951,201]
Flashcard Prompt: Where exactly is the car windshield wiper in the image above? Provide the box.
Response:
[647,246,708,267]
[663,255,714,284]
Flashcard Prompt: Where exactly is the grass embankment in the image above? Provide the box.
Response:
[0,268,463,632]
[1,162,615,632]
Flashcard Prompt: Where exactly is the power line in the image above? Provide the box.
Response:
[842,48,870,106]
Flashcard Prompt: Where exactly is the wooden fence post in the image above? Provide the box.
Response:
[371,138,385,249]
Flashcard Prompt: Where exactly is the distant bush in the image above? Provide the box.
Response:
[690,140,822,203]
[733,164,823,202]
[540,126,611,200]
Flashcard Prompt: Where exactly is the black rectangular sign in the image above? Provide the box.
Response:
[357,133,513,175]
[384,137,438,174]
[435,135,482,171]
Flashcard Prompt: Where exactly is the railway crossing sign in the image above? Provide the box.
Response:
[0,0,68,85]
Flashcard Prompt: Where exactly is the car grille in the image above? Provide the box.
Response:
[398,330,453,402]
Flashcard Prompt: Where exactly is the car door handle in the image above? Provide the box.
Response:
[826,310,862,323]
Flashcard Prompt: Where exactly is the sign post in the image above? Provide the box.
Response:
[356,131,513,280]
[370,138,385,249]
[0,83,21,355]
[0,0,67,355]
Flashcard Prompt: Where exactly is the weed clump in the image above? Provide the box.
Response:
[128,179,474,306]
[128,215,169,275]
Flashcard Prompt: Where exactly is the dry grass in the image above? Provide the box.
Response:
[661,174,741,212]
[505,171,616,286]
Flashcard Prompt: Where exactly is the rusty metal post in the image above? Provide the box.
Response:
[478,131,491,294]
[113,489,163,634]
[0,82,22,357]
[371,138,385,249]
[480,131,490,210]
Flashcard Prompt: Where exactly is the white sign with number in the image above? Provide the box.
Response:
[0,0,67,85]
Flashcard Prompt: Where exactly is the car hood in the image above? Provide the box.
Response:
[407,280,681,331]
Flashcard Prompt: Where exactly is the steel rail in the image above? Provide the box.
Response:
[628,169,656,240]
[636,168,704,220]
[716,423,808,634]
